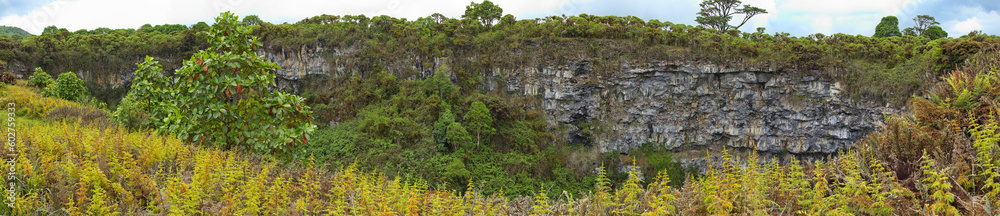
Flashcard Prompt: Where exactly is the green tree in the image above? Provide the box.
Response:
[139,24,153,32]
[447,122,473,149]
[912,15,939,36]
[0,26,30,37]
[695,0,767,32]
[903,15,941,37]
[243,15,264,26]
[434,103,457,149]
[923,26,948,40]
[442,157,471,185]
[43,72,88,102]
[462,0,503,29]
[873,16,902,38]
[42,25,59,35]
[463,101,494,146]
[28,67,53,89]
[192,22,210,31]
[120,12,316,157]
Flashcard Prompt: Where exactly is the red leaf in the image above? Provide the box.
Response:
[303,135,307,144]
[196,59,202,65]
[203,66,208,72]
[237,85,242,93]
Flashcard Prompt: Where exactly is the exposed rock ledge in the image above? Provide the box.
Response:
[261,44,895,167]
[496,60,895,165]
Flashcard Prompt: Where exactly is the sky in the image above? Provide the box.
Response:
[0,0,998,38]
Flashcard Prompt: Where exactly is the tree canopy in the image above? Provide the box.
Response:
[463,0,503,28]
[243,15,265,26]
[115,12,316,158]
[695,0,767,32]
[903,15,943,38]
[0,26,30,37]
[924,26,948,40]
[873,16,902,38]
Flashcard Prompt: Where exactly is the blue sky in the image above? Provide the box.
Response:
[1,0,997,38]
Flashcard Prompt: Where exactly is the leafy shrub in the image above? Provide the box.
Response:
[0,71,14,85]
[110,93,151,130]
[27,67,52,88]
[42,72,88,102]
[122,12,316,158]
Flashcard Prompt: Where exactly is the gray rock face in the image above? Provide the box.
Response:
[261,45,892,167]
[258,46,337,92]
[499,60,890,157]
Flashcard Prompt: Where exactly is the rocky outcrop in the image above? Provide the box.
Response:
[261,44,894,166]
[66,42,888,167]
[502,61,890,155]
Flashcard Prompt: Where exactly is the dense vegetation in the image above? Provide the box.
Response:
[1,1,1000,213]
[2,46,999,213]
[0,26,30,38]
[113,12,316,158]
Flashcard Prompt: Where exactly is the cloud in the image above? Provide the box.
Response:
[0,0,54,18]
[781,0,911,14]
[898,0,1000,37]
[951,17,981,34]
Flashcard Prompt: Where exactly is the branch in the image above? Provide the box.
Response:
[734,5,766,31]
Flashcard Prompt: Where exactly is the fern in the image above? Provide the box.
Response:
[920,151,959,215]
[593,163,613,212]
[530,184,552,216]
[643,171,677,215]
[614,157,645,215]
[971,118,1000,212]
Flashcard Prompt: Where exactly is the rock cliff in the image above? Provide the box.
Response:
[50,43,891,166]
[265,45,894,165]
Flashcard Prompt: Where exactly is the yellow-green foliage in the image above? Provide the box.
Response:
[530,185,552,216]
[643,171,677,215]
[1,85,94,118]
[1,84,514,215]
[971,118,1000,211]
[919,151,959,215]
[3,55,1000,215]
[613,158,645,215]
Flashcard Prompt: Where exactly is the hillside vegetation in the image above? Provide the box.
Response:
[3,47,1000,214]
[0,26,30,38]
[1,4,1000,214]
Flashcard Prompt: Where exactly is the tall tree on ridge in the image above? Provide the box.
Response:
[695,0,768,32]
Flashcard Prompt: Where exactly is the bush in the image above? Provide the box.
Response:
[28,67,52,88]
[42,72,88,102]
[111,93,152,130]
[123,12,316,158]
[0,71,14,85]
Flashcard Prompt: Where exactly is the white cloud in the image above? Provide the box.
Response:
[781,0,914,14]
[951,17,981,34]
[939,5,1000,37]
[0,0,563,35]
[764,0,924,36]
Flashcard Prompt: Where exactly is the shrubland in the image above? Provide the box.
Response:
[0,2,999,214]
[4,51,999,213]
